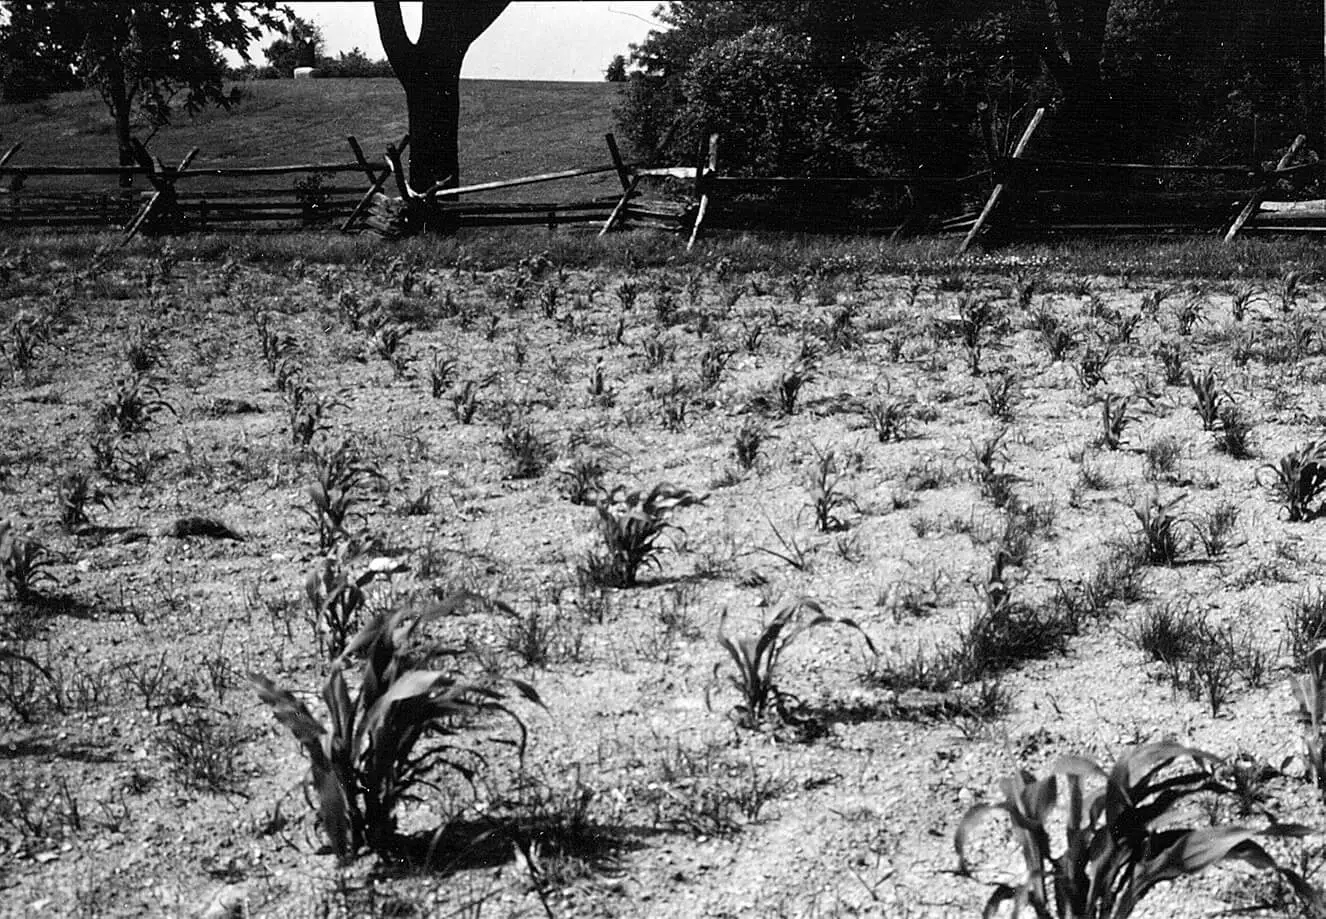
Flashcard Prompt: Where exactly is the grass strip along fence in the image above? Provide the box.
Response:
[5,110,1326,248]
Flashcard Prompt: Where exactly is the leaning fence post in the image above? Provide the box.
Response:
[960,107,1044,254]
[1224,134,1306,243]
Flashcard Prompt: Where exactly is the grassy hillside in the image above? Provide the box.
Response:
[0,78,628,202]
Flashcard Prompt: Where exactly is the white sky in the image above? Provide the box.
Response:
[248,2,665,81]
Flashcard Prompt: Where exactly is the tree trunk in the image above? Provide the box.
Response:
[374,1,508,234]
[105,63,135,189]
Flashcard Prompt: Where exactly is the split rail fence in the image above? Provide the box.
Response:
[4,112,1326,249]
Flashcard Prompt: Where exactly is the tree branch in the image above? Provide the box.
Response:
[374,1,415,69]
[418,1,510,51]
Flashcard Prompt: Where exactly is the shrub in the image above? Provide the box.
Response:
[251,596,542,861]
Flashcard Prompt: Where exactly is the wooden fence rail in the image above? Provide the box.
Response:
[6,116,1326,246]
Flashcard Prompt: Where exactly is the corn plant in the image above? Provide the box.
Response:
[982,371,1021,421]
[1153,340,1185,386]
[1133,489,1188,565]
[732,421,769,472]
[251,596,541,861]
[1030,307,1077,362]
[1098,394,1135,451]
[305,539,406,659]
[945,294,1003,376]
[557,455,607,506]
[97,375,175,435]
[805,447,852,532]
[1187,368,1224,431]
[584,484,706,588]
[698,344,734,391]
[297,443,382,550]
[1214,403,1254,459]
[427,351,456,399]
[714,597,876,728]
[450,378,488,425]
[971,428,1015,506]
[287,387,339,450]
[1258,441,1326,521]
[856,383,916,443]
[1074,340,1114,389]
[4,310,52,380]
[1175,291,1206,335]
[57,470,110,531]
[956,742,1314,919]
[1279,268,1304,313]
[1291,642,1326,794]
[123,322,165,375]
[498,415,555,480]
[776,359,817,416]
[0,524,57,603]
[1230,281,1263,322]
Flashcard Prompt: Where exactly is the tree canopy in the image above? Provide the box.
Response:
[0,1,288,172]
[617,0,1324,174]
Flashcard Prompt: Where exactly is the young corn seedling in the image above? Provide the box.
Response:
[1187,367,1224,431]
[855,383,915,443]
[97,375,175,435]
[1133,489,1188,565]
[971,428,1015,506]
[287,387,339,450]
[57,470,110,532]
[732,421,769,472]
[1098,393,1135,451]
[956,742,1315,919]
[498,415,556,480]
[1153,339,1185,386]
[450,378,487,425]
[945,294,1003,376]
[1030,307,1077,362]
[584,484,706,587]
[982,371,1021,421]
[713,597,876,729]
[4,311,52,380]
[1258,441,1326,521]
[0,524,58,603]
[123,322,165,375]
[804,447,852,532]
[698,344,734,391]
[1214,403,1255,459]
[427,350,456,399]
[776,359,817,416]
[1279,268,1304,313]
[251,595,541,861]
[557,454,607,506]
[1074,339,1114,389]
[1230,280,1263,322]
[297,442,382,551]
[1175,291,1206,335]
[304,538,406,659]
[1291,643,1326,794]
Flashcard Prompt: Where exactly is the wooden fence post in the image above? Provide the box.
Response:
[1225,134,1306,242]
[686,133,718,252]
[122,144,199,244]
[605,134,631,192]
[960,107,1044,254]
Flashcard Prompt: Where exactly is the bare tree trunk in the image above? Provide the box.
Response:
[374,1,508,233]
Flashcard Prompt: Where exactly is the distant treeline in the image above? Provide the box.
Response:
[228,48,396,81]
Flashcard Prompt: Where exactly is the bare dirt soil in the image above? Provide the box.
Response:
[2,242,1325,917]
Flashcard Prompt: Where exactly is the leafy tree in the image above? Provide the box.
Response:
[264,14,323,75]
[0,3,80,102]
[0,2,288,179]
[374,0,509,232]
[605,54,628,82]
